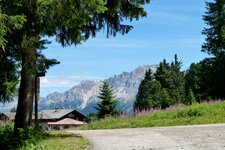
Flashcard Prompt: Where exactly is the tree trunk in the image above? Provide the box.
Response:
[14,55,35,134]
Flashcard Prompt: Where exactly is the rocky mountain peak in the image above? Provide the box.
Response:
[39,65,157,114]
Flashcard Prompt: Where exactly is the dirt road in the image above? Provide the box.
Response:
[67,124,225,150]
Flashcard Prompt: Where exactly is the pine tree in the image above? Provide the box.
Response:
[0,8,26,103]
[200,0,225,99]
[134,69,152,110]
[134,69,161,110]
[135,55,187,110]
[0,55,18,102]
[170,54,185,104]
[185,63,202,101]
[186,88,196,105]
[202,0,225,57]
[95,81,118,119]
[0,0,150,132]
[155,59,173,89]
[157,88,171,109]
[155,55,185,106]
[0,12,26,49]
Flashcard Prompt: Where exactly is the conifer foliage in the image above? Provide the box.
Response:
[134,54,187,111]
[202,0,225,57]
[199,0,225,99]
[0,0,151,132]
[96,81,118,119]
[134,69,161,110]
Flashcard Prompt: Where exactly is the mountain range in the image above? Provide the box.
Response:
[39,65,157,115]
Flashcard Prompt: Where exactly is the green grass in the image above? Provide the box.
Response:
[19,131,88,150]
[0,123,88,150]
[80,101,225,130]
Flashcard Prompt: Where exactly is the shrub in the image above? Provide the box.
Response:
[0,123,46,150]
[0,122,14,149]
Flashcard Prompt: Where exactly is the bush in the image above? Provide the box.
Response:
[175,105,208,118]
[0,123,46,150]
[0,122,14,149]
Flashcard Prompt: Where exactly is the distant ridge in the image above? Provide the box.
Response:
[0,65,157,114]
[39,65,157,114]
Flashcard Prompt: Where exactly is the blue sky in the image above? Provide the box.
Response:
[40,0,209,97]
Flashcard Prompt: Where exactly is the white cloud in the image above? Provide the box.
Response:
[41,77,71,87]
[39,74,105,96]
[40,74,104,88]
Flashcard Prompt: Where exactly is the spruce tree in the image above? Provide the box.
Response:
[185,63,201,101]
[96,81,118,119]
[155,59,173,89]
[135,55,187,110]
[200,0,225,99]
[134,69,160,110]
[157,88,171,109]
[0,55,18,102]
[155,55,185,106]
[170,54,185,104]
[202,0,225,57]
[186,88,196,105]
[0,0,151,132]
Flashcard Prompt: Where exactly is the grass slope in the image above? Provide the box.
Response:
[81,101,225,130]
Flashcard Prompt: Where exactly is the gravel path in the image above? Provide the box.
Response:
[67,124,225,150]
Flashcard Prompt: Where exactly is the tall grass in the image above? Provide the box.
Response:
[81,100,225,130]
[0,123,87,150]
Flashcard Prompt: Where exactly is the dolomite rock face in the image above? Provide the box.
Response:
[39,65,157,114]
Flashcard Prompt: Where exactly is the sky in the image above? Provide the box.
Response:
[40,0,209,97]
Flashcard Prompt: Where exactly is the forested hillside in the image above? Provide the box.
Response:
[134,0,225,111]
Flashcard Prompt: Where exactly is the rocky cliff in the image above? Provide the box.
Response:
[39,65,157,114]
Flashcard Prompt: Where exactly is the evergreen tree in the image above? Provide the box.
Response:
[155,59,172,89]
[135,55,186,111]
[171,54,182,73]
[171,55,185,104]
[202,0,225,57]
[200,0,225,99]
[156,88,171,109]
[155,55,185,106]
[134,69,160,110]
[197,58,218,100]
[185,88,196,105]
[96,81,118,119]
[185,63,201,101]
[0,12,26,49]
[0,55,18,102]
[0,6,26,103]
[0,0,150,132]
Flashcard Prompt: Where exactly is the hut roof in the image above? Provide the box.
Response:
[38,109,87,120]
[48,118,86,125]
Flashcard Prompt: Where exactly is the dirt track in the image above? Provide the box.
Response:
[68,124,225,150]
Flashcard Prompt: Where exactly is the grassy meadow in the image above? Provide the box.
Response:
[0,124,87,150]
[81,101,225,130]
[30,131,88,150]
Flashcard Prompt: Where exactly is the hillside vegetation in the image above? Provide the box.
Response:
[34,131,88,150]
[0,125,87,150]
[81,101,225,130]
